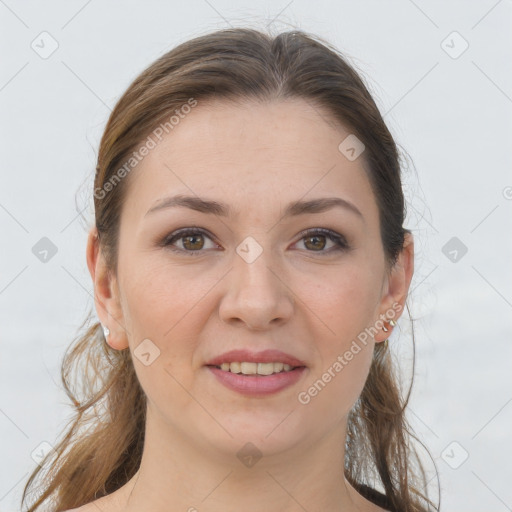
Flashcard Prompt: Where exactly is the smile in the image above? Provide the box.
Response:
[206,365,307,396]
[212,361,299,376]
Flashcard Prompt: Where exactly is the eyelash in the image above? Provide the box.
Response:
[161,227,350,256]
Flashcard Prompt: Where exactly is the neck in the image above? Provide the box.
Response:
[115,409,362,512]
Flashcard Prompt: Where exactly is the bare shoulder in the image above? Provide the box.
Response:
[374,505,393,512]
[63,501,389,512]
[356,497,393,512]
[61,500,112,512]
[345,479,393,512]
[61,495,390,512]
[364,497,394,512]
[61,506,95,512]
[60,491,126,512]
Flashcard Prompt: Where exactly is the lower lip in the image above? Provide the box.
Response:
[207,366,307,396]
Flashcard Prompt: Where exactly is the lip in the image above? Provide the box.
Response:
[207,366,307,396]
[204,349,307,368]
[204,349,308,397]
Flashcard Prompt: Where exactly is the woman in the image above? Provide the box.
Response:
[22,27,439,512]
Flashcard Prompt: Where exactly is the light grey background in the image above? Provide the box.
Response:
[1,1,511,511]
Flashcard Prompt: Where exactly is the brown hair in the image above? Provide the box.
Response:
[22,27,439,512]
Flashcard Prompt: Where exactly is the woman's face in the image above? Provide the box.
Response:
[96,97,409,459]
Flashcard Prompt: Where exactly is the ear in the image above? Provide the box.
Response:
[374,231,414,343]
[86,227,129,350]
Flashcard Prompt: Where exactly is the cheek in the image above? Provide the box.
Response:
[305,260,382,342]
[298,262,379,412]
[117,259,188,365]
[120,256,213,338]
[306,343,374,424]
[119,260,213,413]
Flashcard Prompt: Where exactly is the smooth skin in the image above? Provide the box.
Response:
[78,97,414,512]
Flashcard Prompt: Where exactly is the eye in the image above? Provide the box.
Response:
[162,228,220,254]
[294,228,349,253]
[161,227,350,255]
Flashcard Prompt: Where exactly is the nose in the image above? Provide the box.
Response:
[218,243,295,330]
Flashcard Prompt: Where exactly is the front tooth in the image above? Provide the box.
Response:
[219,362,295,374]
[229,362,241,373]
[240,362,257,375]
[257,362,275,375]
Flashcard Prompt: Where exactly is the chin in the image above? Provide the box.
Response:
[195,405,315,458]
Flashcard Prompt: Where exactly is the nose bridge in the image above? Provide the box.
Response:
[235,240,276,294]
[219,235,294,328]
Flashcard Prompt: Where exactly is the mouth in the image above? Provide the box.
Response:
[204,349,307,395]
[208,361,304,376]
[205,360,307,396]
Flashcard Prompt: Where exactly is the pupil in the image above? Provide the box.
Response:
[184,235,203,250]
[306,235,325,251]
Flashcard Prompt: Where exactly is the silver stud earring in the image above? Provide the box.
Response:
[102,324,110,338]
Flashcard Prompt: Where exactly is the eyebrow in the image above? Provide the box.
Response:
[144,194,363,220]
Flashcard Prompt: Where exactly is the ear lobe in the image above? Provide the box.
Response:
[86,227,129,350]
[374,231,414,343]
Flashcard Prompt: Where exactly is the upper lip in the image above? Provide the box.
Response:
[205,349,307,368]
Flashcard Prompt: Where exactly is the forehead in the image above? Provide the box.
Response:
[120,97,377,224]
